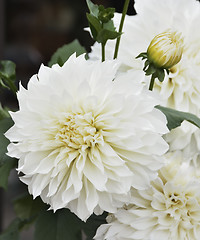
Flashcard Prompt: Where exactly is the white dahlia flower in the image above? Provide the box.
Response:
[5,54,168,221]
[95,151,200,240]
[89,0,200,165]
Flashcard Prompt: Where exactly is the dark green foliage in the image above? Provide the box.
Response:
[156,105,200,130]
[34,209,82,240]
[0,104,10,120]
[14,194,48,221]
[0,117,17,190]
[86,0,120,45]
[34,209,107,240]
[0,60,17,94]
[48,40,87,67]
[136,52,167,84]
[0,219,21,240]
[98,5,115,24]
[84,213,107,240]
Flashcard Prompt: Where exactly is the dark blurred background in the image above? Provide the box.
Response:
[0,0,135,239]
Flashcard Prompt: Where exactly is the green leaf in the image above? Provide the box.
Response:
[136,52,147,59]
[86,2,119,45]
[97,29,121,45]
[103,19,116,32]
[86,13,102,41]
[143,59,150,71]
[0,217,36,239]
[84,213,107,240]
[34,210,107,240]
[156,68,165,82]
[0,117,17,189]
[34,209,84,240]
[145,63,156,75]
[48,40,87,67]
[156,105,200,130]
[86,0,99,17]
[0,61,17,94]
[98,5,115,23]
[0,158,17,190]
[0,218,20,240]
[14,194,48,220]
[0,78,9,90]
[13,194,48,231]
[87,13,120,45]
[0,104,10,121]
[0,117,14,165]
[0,61,16,81]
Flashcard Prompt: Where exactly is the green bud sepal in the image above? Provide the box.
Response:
[136,52,168,90]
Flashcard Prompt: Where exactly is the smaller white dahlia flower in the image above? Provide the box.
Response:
[5,54,168,221]
[95,151,200,240]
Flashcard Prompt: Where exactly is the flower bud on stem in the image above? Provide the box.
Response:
[136,30,184,91]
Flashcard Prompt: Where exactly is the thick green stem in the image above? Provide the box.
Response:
[149,75,155,91]
[113,0,130,59]
[101,43,105,62]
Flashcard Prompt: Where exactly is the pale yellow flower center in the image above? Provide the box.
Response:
[167,192,184,210]
[55,112,104,150]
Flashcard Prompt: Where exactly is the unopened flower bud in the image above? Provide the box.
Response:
[147,30,184,69]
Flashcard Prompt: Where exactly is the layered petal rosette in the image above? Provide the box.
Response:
[89,0,200,165]
[95,151,200,240]
[5,54,168,221]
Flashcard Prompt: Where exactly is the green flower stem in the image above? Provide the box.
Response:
[113,0,130,59]
[149,75,155,91]
[101,21,106,62]
[101,43,105,62]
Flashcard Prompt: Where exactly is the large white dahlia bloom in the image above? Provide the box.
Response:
[89,0,200,165]
[5,54,168,221]
[95,151,200,240]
